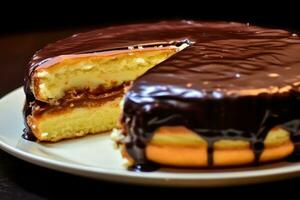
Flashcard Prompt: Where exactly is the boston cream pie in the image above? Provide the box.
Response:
[24,21,300,170]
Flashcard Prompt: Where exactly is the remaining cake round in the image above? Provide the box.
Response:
[24,20,300,170]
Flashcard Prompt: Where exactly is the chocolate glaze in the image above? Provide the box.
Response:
[23,21,300,170]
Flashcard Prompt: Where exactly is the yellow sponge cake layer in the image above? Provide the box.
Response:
[119,126,294,167]
[27,96,123,142]
[32,47,177,103]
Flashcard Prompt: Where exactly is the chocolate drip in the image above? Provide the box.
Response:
[22,72,37,141]
[128,163,160,172]
[123,91,300,170]
[22,128,37,141]
[23,98,37,141]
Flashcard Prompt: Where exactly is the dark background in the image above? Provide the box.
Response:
[1,3,300,33]
[1,3,300,199]
[1,3,300,96]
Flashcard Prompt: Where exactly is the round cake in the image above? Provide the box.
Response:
[24,20,300,170]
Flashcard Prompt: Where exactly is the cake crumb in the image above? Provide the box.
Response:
[135,58,146,64]
[37,70,49,78]
[41,132,48,137]
[111,128,125,143]
[122,158,132,167]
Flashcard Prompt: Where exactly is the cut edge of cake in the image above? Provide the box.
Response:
[26,42,190,142]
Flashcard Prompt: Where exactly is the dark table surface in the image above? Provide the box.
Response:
[1,27,300,199]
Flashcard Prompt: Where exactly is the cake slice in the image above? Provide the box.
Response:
[25,46,184,141]
[24,20,194,142]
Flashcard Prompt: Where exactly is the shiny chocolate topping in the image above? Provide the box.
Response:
[119,21,300,170]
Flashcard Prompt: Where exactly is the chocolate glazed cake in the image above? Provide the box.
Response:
[24,20,300,170]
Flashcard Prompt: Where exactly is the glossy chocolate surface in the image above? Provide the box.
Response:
[119,21,300,169]
[24,21,300,170]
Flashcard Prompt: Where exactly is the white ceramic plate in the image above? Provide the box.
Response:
[1,88,300,187]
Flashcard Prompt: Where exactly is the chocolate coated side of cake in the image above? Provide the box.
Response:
[120,21,300,170]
